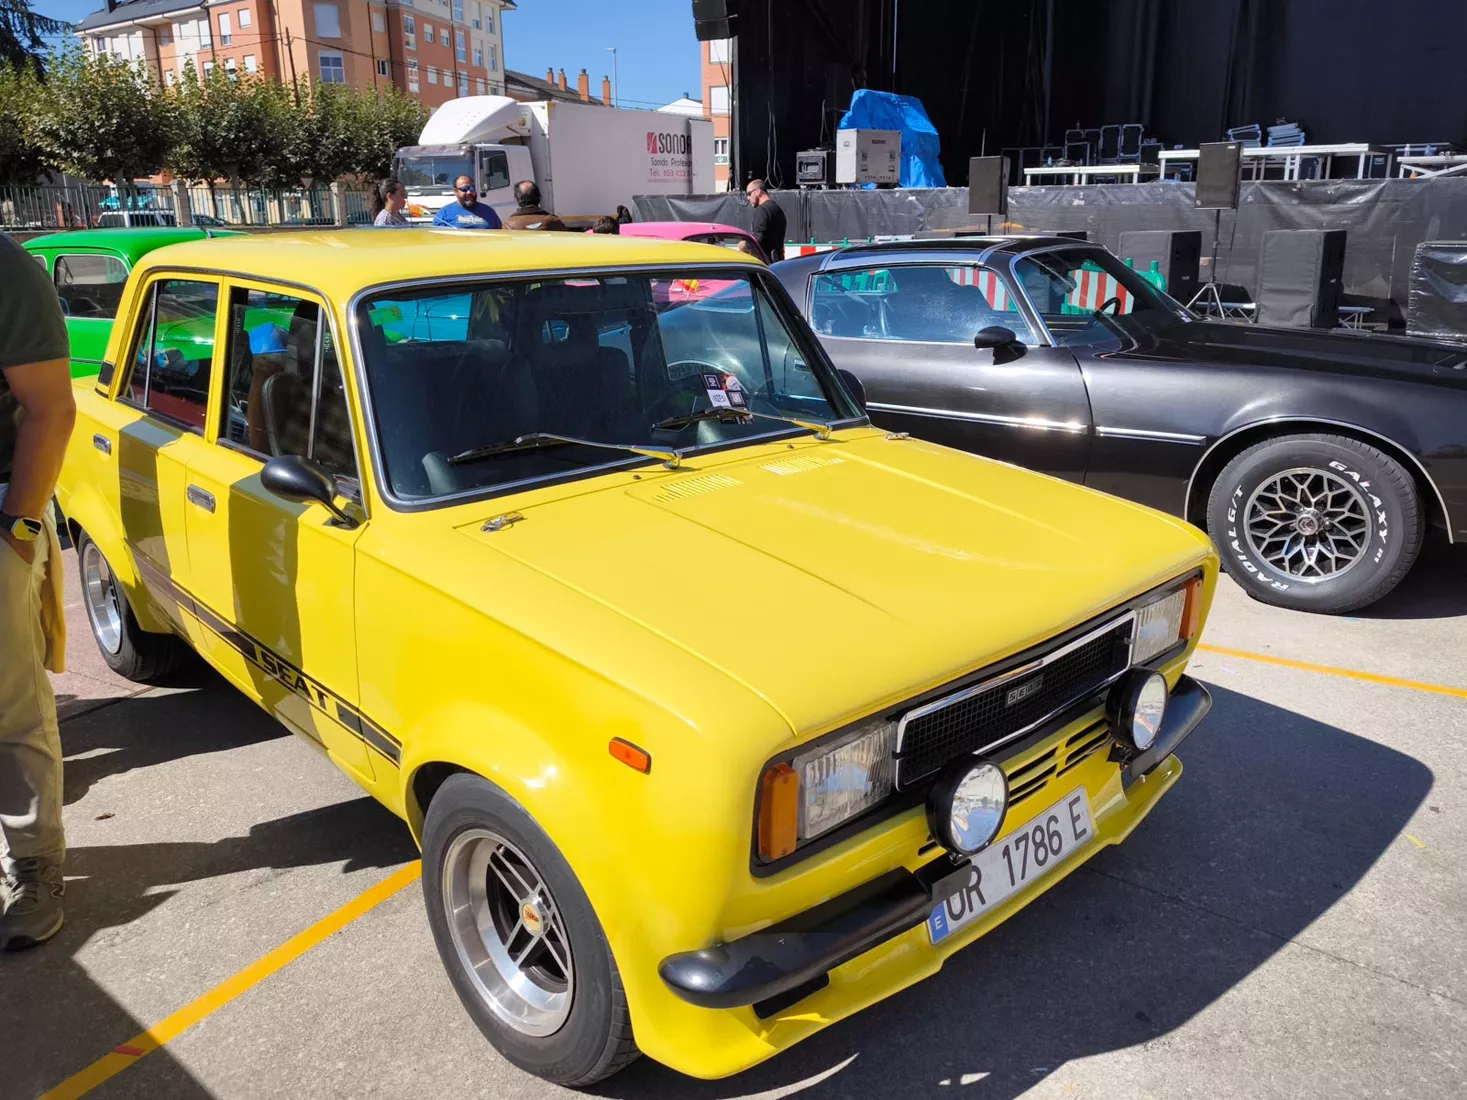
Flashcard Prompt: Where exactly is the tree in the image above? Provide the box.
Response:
[0,0,67,76]
[27,50,175,202]
[167,66,288,221]
[0,64,49,181]
[354,86,428,181]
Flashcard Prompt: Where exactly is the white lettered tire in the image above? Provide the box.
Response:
[1206,434,1422,614]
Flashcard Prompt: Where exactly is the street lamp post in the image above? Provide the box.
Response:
[606,46,618,108]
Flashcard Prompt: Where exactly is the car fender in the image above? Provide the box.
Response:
[59,478,175,634]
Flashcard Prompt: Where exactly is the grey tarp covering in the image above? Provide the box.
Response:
[636,179,1467,328]
[1407,242,1467,339]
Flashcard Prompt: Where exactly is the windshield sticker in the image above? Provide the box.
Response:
[703,372,733,408]
[368,304,403,327]
[722,373,748,408]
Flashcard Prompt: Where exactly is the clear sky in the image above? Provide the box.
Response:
[30,0,704,111]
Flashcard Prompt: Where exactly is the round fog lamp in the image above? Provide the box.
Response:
[927,760,1009,856]
[1108,669,1168,752]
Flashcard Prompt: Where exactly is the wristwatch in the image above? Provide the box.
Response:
[0,511,42,542]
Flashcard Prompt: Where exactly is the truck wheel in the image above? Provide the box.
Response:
[1206,433,1422,614]
[75,531,190,681]
[422,774,639,1086]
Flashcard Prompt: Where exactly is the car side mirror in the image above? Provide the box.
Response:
[974,326,1018,350]
[261,454,359,528]
[836,368,867,412]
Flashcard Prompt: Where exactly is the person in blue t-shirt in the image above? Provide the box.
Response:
[432,176,503,229]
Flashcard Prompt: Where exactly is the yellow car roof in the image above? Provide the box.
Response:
[136,229,763,297]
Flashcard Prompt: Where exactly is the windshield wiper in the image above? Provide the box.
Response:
[450,432,682,468]
[652,407,835,440]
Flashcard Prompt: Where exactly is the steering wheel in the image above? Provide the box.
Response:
[1093,296,1123,317]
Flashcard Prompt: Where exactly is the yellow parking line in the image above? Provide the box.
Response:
[1197,643,1467,700]
[40,862,422,1100]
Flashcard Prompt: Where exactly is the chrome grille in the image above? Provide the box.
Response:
[894,616,1133,788]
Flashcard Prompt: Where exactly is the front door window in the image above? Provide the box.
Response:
[124,278,220,432]
[810,264,1037,345]
[55,253,128,318]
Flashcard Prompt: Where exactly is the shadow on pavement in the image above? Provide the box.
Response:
[59,664,288,807]
[592,683,1432,1100]
[1358,539,1467,621]
[8,687,416,1099]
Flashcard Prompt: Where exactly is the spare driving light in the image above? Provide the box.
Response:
[792,717,897,841]
[927,759,1009,856]
[1132,587,1188,665]
[1107,668,1168,752]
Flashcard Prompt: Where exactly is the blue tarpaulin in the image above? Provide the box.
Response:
[838,90,947,188]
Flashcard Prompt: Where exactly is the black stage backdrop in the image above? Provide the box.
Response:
[729,0,1467,189]
[635,179,1467,326]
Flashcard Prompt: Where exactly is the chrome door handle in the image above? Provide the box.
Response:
[92,434,112,455]
[186,485,215,513]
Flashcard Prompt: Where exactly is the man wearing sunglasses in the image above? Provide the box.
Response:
[432,175,503,229]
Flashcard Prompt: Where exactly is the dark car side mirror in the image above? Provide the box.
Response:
[261,454,358,528]
[836,368,867,412]
[974,326,1018,350]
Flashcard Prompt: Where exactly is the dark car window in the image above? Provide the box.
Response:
[55,253,129,319]
[123,278,219,432]
[1013,248,1184,347]
[811,263,1036,344]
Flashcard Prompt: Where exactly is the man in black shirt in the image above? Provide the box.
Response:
[745,179,786,262]
[0,234,74,950]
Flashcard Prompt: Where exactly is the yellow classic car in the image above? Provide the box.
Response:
[56,229,1218,1085]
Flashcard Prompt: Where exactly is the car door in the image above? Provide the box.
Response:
[103,274,222,647]
[181,280,378,782]
[53,251,130,377]
[808,260,1093,480]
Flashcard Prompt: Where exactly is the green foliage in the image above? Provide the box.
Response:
[0,0,67,77]
[0,63,49,181]
[166,65,289,188]
[27,49,175,186]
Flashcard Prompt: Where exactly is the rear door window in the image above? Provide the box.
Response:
[55,253,129,319]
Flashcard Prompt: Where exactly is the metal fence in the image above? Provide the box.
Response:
[0,182,376,230]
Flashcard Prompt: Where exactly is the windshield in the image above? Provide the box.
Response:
[397,155,473,191]
[355,270,859,501]
[1012,247,1189,346]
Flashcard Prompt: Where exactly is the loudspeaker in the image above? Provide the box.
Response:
[968,156,1008,215]
[1119,229,1202,303]
[692,0,734,40]
[1196,141,1242,209]
[1255,230,1347,328]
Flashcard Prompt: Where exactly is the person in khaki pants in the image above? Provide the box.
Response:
[0,234,75,950]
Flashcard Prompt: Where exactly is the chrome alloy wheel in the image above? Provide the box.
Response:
[1244,466,1371,583]
[81,541,124,654]
[441,828,574,1037]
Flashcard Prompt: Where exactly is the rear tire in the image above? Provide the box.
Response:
[1206,433,1422,613]
[421,773,639,1086]
[75,531,190,681]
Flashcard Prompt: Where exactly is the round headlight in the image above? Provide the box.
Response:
[1108,669,1168,752]
[927,760,1009,856]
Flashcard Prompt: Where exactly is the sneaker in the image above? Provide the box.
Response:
[0,858,65,951]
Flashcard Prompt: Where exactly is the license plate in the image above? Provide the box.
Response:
[927,787,1094,944]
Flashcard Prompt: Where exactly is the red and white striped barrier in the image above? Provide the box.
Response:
[1066,266,1131,312]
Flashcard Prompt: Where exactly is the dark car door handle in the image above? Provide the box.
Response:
[186,485,215,513]
[92,433,112,455]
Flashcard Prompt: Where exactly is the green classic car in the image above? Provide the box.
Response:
[24,227,241,378]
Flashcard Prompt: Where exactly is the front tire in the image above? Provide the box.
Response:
[1206,433,1422,613]
[421,774,638,1086]
[75,531,190,681]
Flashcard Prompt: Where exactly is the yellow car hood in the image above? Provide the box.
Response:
[469,432,1212,737]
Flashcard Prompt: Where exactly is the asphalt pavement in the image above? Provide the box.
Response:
[7,542,1466,1100]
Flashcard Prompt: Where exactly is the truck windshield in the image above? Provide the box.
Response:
[397,155,473,190]
[354,270,862,501]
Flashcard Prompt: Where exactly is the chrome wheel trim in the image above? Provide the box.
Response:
[441,827,574,1037]
[81,542,124,654]
[1244,466,1371,584]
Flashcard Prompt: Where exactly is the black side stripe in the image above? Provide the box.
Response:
[133,555,402,766]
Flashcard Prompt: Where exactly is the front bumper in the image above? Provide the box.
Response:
[659,674,1211,1013]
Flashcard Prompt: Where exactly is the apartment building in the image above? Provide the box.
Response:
[77,0,512,108]
[700,36,731,189]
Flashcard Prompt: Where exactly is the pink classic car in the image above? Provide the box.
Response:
[610,222,768,305]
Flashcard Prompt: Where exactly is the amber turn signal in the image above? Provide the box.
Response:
[1180,576,1204,642]
[609,737,652,774]
[758,762,799,861]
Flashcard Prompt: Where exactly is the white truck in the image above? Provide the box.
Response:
[396,96,715,223]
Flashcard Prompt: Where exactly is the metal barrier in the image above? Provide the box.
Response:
[0,183,376,230]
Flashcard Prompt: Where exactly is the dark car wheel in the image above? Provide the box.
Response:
[422,774,639,1086]
[1206,434,1422,614]
[75,530,191,681]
